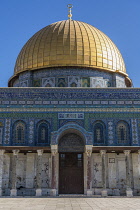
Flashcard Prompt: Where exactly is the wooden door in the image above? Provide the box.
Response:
[59,153,84,194]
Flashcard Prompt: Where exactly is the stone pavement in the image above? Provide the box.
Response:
[0,197,140,210]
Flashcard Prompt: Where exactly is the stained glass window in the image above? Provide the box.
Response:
[70,82,77,87]
[82,77,90,87]
[38,122,48,144]
[13,121,25,144]
[58,78,66,87]
[94,122,105,143]
[117,122,129,144]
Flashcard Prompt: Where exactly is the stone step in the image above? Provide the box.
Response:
[59,194,101,198]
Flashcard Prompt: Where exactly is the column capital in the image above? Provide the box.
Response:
[12,150,20,156]
[85,145,92,157]
[100,150,107,156]
[124,150,131,156]
[37,149,44,156]
[51,145,58,156]
[0,150,5,156]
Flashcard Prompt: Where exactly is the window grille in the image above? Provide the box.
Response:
[38,122,48,143]
[58,78,66,87]
[94,122,105,143]
[13,121,25,144]
[117,122,128,144]
[70,82,77,87]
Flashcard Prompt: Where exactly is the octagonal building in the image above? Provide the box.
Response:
[0,15,140,197]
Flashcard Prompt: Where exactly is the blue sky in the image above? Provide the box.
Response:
[0,0,140,87]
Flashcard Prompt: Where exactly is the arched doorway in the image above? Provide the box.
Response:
[59,133,84,194]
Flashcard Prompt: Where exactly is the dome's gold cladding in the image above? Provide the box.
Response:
[14,20,126,74]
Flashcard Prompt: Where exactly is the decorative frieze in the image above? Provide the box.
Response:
[58,113,84,119]
[1,88,140,101]
[0,99,138,107]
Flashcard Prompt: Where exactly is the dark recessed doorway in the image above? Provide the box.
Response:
[59,153,84,194]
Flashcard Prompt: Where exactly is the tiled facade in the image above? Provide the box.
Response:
[0,87,139,197]
[12,68,126,88]
[1,17,139,197]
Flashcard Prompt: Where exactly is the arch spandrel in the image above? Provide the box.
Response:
[51,123,93,146]
[58,133,84,152]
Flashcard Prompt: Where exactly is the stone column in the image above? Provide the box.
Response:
[10,150,19,196]
[50,145,58,196]
[36,149,43,196]
[0,150,5,196]
[124,150,133,197]
[138,150,140,176]
[100,150,108,197]
[85,145,93,196]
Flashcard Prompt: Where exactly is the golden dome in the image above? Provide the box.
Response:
[14,20,126,76]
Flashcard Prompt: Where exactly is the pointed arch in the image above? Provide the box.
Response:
[116,121,129,144]
[13,120,26,144]
[37,120,49,145]
[93,121,106,144]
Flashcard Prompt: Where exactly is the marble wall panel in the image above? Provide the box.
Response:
[42,154,51,188]
[25,153,36,189]
[116,154,126,190]
[132,153,140,189]
[16,154,26,189]
[92,153,102,188]
[108,153,117,188]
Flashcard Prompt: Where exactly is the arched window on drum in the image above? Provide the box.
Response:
[117,121,129,144]
[37,121,49,145]
[13,121,26,144]
[94,121,105,144]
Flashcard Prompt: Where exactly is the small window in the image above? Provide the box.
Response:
[117,121,129,144]
[13,121,26,144]
[33,79,41,87]
[45,83,51,87]
[38,122,49,144]
[58,78,66,87]
[82,77,90,87]
[94,122,105,143]
[70,82,77,87]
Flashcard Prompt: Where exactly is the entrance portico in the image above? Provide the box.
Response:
[50,124,93,196]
